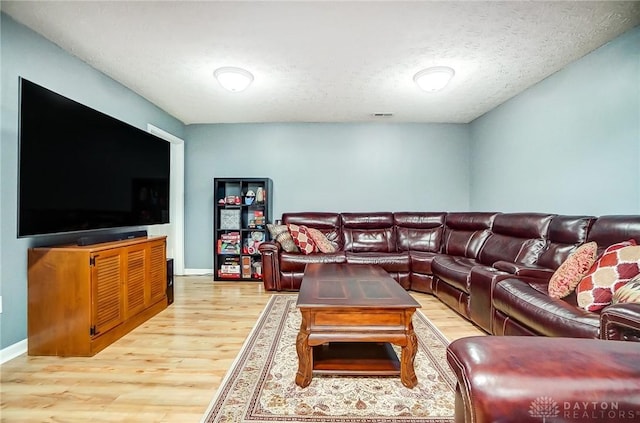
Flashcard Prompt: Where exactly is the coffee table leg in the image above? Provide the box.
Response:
[295,313,312,388]
[400,330,418,388]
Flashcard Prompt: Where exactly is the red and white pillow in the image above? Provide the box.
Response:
[576,239,640,312]
[287,224,317,255]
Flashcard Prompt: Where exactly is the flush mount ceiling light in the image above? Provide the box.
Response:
[414,66,455,92]
[213,67,254,92]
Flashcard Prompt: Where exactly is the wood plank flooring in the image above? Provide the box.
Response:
[1,276,485,423]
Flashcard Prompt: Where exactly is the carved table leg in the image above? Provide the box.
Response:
[400,327,418,388]
[295,312,313,388]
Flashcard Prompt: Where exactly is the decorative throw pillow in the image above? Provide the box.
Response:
[576,240,640,312]
[287,224,317,255]
[548,242,597,299]
[612,274,640,304]
[306,227,337,253]
[266,224,299,253]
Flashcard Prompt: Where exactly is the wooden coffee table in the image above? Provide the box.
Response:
[295,263,421,388]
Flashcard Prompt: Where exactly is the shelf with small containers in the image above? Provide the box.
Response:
[213,178,273,281]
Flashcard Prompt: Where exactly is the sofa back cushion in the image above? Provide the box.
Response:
[537,215,596,270]
[478,213,553,266]
[394,212,446,252]
[282,212,343,250]
[442,212,498,258]
[587,215,640,256]
[341,212,396,252]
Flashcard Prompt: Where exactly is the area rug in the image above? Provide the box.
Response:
[200,294,456,423]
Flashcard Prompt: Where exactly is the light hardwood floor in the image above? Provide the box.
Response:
[1,276,485,423]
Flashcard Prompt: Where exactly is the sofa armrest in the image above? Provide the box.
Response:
[600,303,640,341]
[492,260,555,280]
[259,241,280,254]
[259,242,281,291]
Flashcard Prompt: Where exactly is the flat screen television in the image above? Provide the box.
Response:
[18,78,170,237]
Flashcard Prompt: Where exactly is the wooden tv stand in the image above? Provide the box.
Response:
[27,236,168,357]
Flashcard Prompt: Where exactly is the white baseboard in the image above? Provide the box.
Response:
[183,268,214,276]
[1,339,27,364]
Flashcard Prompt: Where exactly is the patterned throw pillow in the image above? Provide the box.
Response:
[266,224,299,253]
[612,274,640,304]
[548,242,597,299]
[306,227,337,253]
[576,240,640,312]
[287,224,317,255]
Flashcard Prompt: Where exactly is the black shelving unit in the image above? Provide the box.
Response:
[213,178,273,281]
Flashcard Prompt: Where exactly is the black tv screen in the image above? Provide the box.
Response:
[18,78,170,237]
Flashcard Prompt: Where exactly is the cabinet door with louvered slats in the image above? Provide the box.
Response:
[148,239,167,305]
[91,250,124,336]
[124,244,148,318]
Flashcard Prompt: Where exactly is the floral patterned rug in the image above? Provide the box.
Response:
[200,295,456,423]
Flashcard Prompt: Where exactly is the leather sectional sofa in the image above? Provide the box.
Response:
[260,211,640,422]
[259,211,640,340]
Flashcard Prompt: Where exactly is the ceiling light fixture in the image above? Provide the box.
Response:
[414,66,455,92]
[213,67,254,92]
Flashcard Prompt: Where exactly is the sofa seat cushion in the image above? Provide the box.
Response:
[345,252,410,273]
[493,278,599,338]
[431,255,479,293]
[279,251,346,272]
[409,251,440,274]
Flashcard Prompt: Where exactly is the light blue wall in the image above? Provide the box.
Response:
[0,14,185,349]
[184,123,471,269]
[470,27,640,215]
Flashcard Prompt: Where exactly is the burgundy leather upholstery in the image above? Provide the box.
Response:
[282,212,343,249]
[259,241,280,291]
[447,336,640,423]
[536,215,595,270]
[586,215,640,254]
[465,213,553,332]
[259,211,640,340]
[434,212,553,329]
[490,215,640,338]
[432,256,482,318]
[341,212,396,252]
[408,251,440,293]
[600,302,640,341]
[340,213,412,288]
[477,212,552,266]
[263,212,344,290]
[394,212,446,252]
[393,212,446,293]
[431,212,497,317]
[492,278,600,338]
[441,212,497,257]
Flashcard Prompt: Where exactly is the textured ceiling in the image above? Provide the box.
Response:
[2,1,639,124]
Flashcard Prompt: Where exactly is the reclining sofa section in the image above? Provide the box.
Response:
[259,212,640,339]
